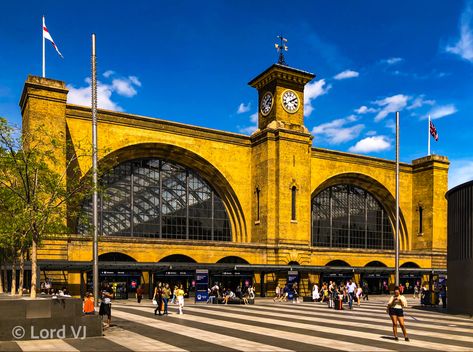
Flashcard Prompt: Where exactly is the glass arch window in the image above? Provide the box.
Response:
[312,184,394,250]
[78,158,231,241]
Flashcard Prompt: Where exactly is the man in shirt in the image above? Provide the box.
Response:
[347,279,357,309]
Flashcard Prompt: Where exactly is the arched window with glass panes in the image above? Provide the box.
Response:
[78,158,231,241]
[312,184,394,249]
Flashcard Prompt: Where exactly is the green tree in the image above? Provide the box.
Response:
[0,117,94,298]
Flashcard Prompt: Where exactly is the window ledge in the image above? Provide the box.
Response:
[291,220,298,224]
[417,232,424,237]
[254,220,261,225]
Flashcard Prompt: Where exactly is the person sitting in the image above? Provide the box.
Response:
[224,289,235,304]
[83,292,95,315]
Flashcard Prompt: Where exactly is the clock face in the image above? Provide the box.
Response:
[260,92,273,116]
[281,90,300,113]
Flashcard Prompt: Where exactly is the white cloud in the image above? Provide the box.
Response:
[449,160,473,189]
[373,94,409,122]
[67,72,141,111]
[238,111,258,135]
[103,70,115,78]
[446,2,473,62]
[304,79,331,116]
[237,102,251,114]
[381,57,404,65]
[355,105,377,114]
[111,78,139,97]
[249,112,258,124]
[407,95,435,110]
[333,70,359,80]
[312,117,364,144]
[365,130,377,136]
[349,136,391,153]
[427,104,458,120]
[238,125,258,134]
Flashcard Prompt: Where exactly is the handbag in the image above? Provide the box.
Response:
[152,299,157,306]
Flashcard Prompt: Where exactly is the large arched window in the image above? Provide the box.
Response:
[312,184,394,249]
[78,158,231,241]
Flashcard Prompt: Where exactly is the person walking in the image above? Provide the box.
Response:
[387,286,409,342]
[273,284,281,302]
[163,283,171,315]
[176,284,185,314]
[347,280,357,309]
[153,282,164,316]
[356,285,363,306]
[312,283,320,302]
[99,283,113,327]
[136,285,144,304]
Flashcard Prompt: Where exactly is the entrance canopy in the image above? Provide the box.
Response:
[33,260,446,275]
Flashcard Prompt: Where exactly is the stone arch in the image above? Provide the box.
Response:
[216,256,249,264]
[89,143,247,243]
[325,259,351,267]
[98,252,137,262]
[159,254,196,263]
[312,173,409,250]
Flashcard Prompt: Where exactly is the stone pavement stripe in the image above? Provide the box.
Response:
[118,305,395,352]
[113,309,287,352]
[302,301,473,325]
[110,317,237,352]
[0,342,21,352]
[181,306,431,352]
[232,302,473,338]
[114,306,331,352]
[247,302,473,333]
[64,335,133,352]
[310,300,473,324]
[16,339,79,352]
[184,304,470,351]
[103,326,188,352]
[204,303,473,346]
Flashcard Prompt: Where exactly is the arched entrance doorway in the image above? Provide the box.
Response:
[86,252,140,299]
[213,256,252,295]
[322,260,353,285]
[154,255,197,298]
[400,262,421,293]
[362,261,389,294]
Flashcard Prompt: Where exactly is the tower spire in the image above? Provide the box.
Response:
[275,35,288,65]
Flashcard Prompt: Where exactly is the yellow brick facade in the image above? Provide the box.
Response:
[19,64,448,296]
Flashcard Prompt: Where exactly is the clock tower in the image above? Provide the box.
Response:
[248,63,316,254]
[248,63,315,133]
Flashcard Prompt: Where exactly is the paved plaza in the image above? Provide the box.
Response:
[0,296,472,351]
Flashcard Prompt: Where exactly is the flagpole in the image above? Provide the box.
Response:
[91,33,99,307]
[42,16,45,78]
[395,111,400,287]
[428,115,431,156]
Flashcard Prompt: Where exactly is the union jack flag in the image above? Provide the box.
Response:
[430,120,438,141]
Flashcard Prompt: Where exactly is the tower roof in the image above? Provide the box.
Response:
[248,64,315,89]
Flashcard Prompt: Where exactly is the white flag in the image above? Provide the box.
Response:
[43,17,63,58]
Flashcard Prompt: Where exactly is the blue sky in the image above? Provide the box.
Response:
[1,1,472,188]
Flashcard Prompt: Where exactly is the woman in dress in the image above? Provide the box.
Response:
[312,283,320,302]
[387,286,409,341]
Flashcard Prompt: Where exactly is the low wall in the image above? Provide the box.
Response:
[0,297,102,341]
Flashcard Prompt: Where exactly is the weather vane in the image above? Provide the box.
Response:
[275,35,288,65]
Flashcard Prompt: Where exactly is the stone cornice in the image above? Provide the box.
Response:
[312,147,413,173]
[66,104,252,147]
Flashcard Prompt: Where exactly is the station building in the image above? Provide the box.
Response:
[20,62,449,297]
